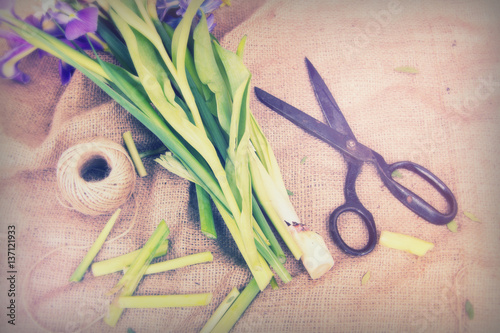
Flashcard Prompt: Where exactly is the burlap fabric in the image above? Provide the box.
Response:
[1,0,499,332]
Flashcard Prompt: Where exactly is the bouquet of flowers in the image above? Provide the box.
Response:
[1,0,334,329]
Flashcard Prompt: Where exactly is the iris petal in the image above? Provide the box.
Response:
[0,29,25,47]
[0,43,36,83]
[58,60,75,85]
[54,1,75,16]
[177,0,221,16]
[201,0,222,13]
[206,13,216,32]
[157,0,180,21]
[64,7,98,40]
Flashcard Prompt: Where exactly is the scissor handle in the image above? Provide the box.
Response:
[329,161,377,256]
[329,203,377,256]
[372,151,458,225]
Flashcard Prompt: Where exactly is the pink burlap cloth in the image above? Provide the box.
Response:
[0,0,499,332]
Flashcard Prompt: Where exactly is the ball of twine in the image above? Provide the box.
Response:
[57,137,136,216]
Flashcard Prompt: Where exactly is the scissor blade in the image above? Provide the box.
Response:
[305,58,356,140]
[255,87,373,161]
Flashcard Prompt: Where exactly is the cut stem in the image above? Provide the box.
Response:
[142,251,213,275]
[211,278,260,333]
[123,131,148,177]
[91,240,169,277]
[196,184,217,239]
[69,208,121,282]
[104,220,170,327]
[200,287,240,333]
[117,293,212,308]
[379,230,434,256]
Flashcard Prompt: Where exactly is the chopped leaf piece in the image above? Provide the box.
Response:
[270,276,279,290]
[379,230,434,256]
[286,189,294,196]
[211,278,260,332]
[123,131,147,177]
[391,170,403,178]
[104,221,170,327]
[69,209,121,282]
[117,294,213,308]
[465,299,474,319]
[200,287,240,333]
[127,329,136,333]
[143,251,213,275]
[92,240,169,277]
[361,271,371,286]
[447,220,458,233]
[464,211,480,222]
[300,156,307,164]
[394,66,419,74]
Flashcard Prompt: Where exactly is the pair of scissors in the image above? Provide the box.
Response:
[255,58,458,256]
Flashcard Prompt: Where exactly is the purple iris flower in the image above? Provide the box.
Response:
[1,1,104,85]
[157,0,221,32]
[157,0,180,22]
[0,8,44,83]
[49,1,99,41]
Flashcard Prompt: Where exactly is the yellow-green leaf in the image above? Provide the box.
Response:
[465,299,474,319]
[391,170,403,178]
[379,230,434,256]
[394,66,419,74]
[464,211,480,222]
[300,156,307,164]
[361,271,371,285]
[447,220,458,232]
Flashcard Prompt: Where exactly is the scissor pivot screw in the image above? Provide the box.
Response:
[346,140,357,150]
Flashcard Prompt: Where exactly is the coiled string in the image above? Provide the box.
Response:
[56,137,136,216]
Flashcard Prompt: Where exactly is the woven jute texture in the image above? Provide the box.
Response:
[1,0,499,332]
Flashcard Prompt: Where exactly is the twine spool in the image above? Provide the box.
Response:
[57,137,136,216]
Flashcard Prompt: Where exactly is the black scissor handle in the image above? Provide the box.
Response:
[329,160,377,256]
[329,202,377,256]
[373,152,458,225]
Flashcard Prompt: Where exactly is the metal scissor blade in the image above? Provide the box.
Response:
[255,87,373,161]
[305,58,356,140]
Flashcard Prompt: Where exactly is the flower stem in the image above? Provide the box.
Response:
[69,208,121,282]
[196,184,217,239]
[211,278,260,333]
[104,220,170,327]
[123,131,148,177]
[91,240,169,277]
[200,287,240,333]
[142,251,213,275]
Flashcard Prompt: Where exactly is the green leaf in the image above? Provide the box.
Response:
[236,35,247,59]
[391,170,403,178]
[69,209,121,282]
[465,299,474,319]
[394,66,419,74]
[193,14,232,134]
[212,41,250,98]
[171,0,205,128]
[447,220,458,232]
[464,211,480,222]
[97,17,135,73]
[155,152,198,183]
[361,271,371,286]
[286,189,294,196]
[300,156,308,164]
[196,184,217,239]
